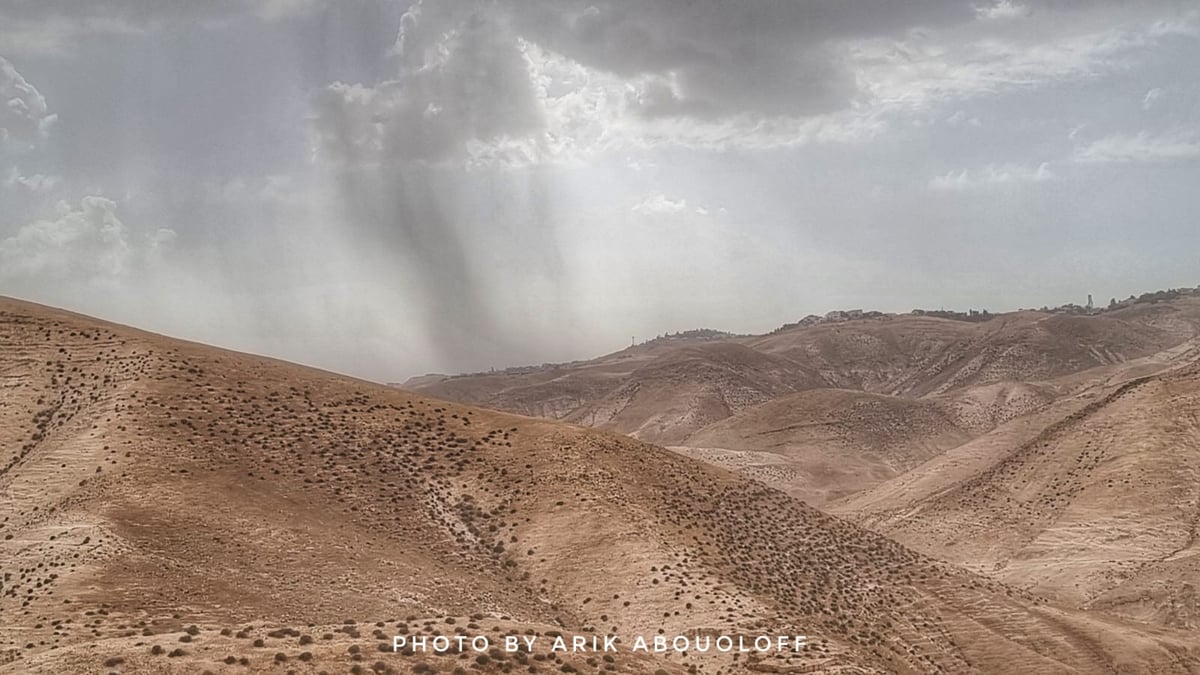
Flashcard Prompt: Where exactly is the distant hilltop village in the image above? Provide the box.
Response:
[778,306,992,330]
[635,328,747,345]
[774,285,1200,332]
[770,306,999,334]
[397,285,1200,384]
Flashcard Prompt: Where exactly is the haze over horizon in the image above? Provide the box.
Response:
[2,0,1198,381]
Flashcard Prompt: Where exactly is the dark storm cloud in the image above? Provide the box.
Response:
[506,0,978,119]
[313,0,982,148]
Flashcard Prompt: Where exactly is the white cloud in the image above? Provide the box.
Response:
[1075,130,1200,164]
[851,14,1196,116]
[316,18,892,167]
[521,41,889,161]
[306,2,1195,164]
[0,196,173,286]
[0,57,56,146]
[631,193,688,215]
[929,162,1056,190]
[325,0,1189,165]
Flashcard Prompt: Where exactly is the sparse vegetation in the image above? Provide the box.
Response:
[3,293,1200,674]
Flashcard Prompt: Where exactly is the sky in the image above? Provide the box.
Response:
[1,0,1198,381]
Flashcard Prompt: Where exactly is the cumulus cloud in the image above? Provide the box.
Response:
[314,1,542,166]
[0,196,173,288]
[929,162,1056,190]
[1075,130,1200,164]
[510,40,889,159]
[0,57,56,146]
[303,0,1198,163]
[317,0,1187,162]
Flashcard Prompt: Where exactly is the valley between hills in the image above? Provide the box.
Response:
[4,291,1200,673]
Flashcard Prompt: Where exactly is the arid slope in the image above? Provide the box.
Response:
[3,297,1200,673]
[678,389,972,504]
[840,339,1200,629]
[409,299,1200,440]
[409,297,1200,504]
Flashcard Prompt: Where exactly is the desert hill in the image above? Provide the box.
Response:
[746,310,1194,397]
[836,336,1200,630]
[407,339,828,446]
[556,342,827,445]
[674,378,1086,506]
[676,389,972,504]
[408,296,1200,440]
[406,295,1200,505]
[5,296,1200,673]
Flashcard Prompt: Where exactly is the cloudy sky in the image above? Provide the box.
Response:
[1,0,1198,380]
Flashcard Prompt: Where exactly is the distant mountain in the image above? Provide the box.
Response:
[407,293,1200,445]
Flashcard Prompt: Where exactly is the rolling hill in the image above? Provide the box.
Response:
[676,389,973,505]
[407,294,1200,504]
[837,337,1200,630]
[5,296,1200,673]
[408,298,1200,433]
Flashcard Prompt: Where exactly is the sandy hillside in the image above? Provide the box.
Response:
[677,389,973,505]
[838,338,1200,629]
[4,296,1200,673]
